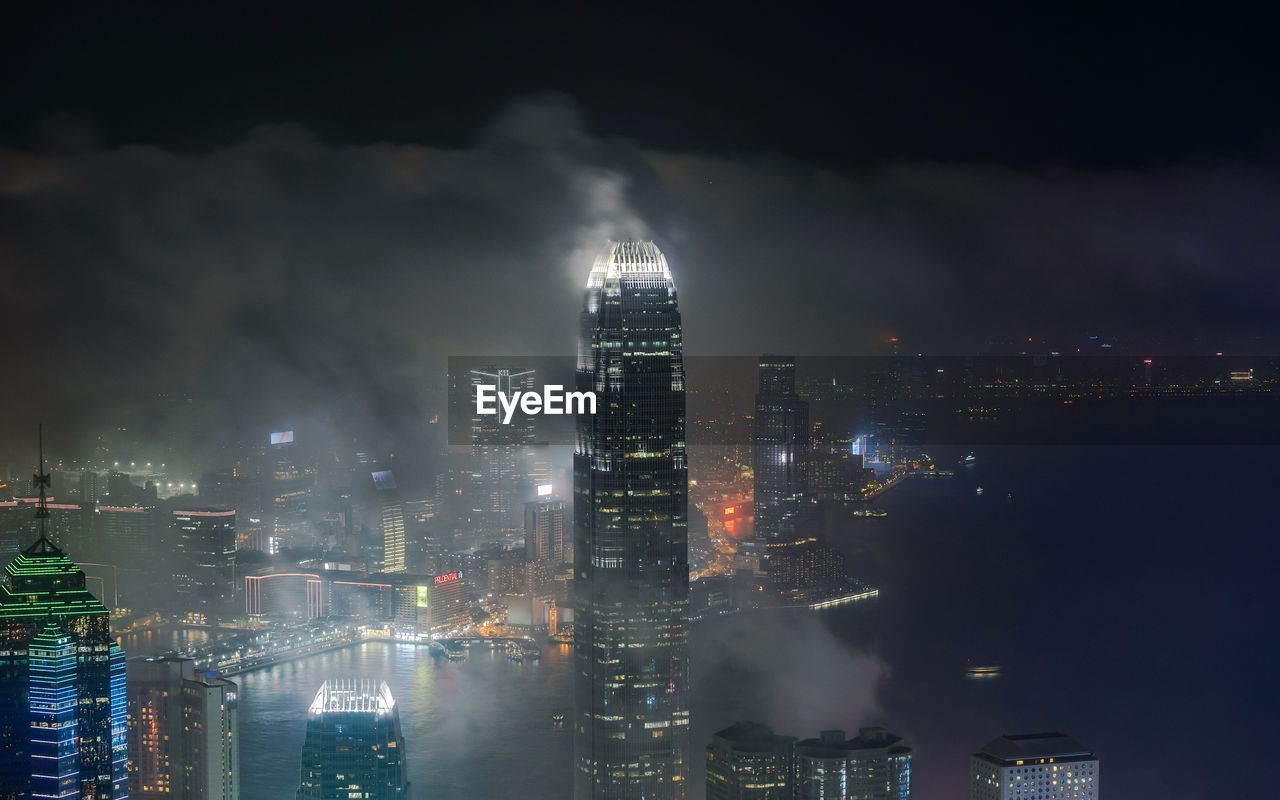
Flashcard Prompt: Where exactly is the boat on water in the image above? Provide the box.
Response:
[506,640,540,662]
[852,508,888,518]
[975,486,984,496]
[551,710,566,729]
[960,452,977,465]
[965,665,1003,680]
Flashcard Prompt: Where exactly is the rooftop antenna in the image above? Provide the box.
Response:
[33,423,52,541]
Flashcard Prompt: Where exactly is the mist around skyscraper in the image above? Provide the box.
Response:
[5,7,1280,798]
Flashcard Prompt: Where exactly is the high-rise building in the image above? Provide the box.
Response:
[969,732,1098,800]
[295,680,408,800]
[28,621,80,800]
[171,508,238,619]
[795,727,912,800]
[95,502,159,606]
[0,537,129,799]
[706,721,796,800]
[267,430,313,553]
[525,497,567,566]
[753,356,809,545]
[469,366,537,533]
[128,656,240,800]
[574,240,690,799]
[368,470,406,573]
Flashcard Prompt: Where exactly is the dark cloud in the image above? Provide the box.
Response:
[2,95,1278,462]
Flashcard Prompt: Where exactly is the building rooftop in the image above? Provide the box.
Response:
[0,536,108,619]
[308,679,397,716]
[975,732,1095,765]
[586,240,674,289]
[712,720,797,751]
[797,727,911,758]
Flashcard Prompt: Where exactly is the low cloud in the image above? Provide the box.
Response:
[2,94,1277,461]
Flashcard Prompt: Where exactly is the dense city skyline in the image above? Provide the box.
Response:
[1,6,1278,800]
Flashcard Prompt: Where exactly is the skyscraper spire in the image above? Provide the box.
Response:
[32,423,54,549]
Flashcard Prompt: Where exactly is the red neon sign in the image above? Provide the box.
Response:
[434,571,463,586]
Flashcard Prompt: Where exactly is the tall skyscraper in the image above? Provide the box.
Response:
[753,356,809,545]
[574,240,690,799]
[128,656,240,800]
[969,732,1098,800]
[525,496,567,566]
[368,470,406,573]
[795,728,912,800]
[267,430,313,553]
[469,366,537,534]
[295,680,408,800]
[706,721,796,800]
[171,508,238,618]
[28,621,80,800]
[95,502,159,606]
[0,539,129,799]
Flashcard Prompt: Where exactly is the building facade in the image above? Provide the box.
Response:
[969,732,1098,800]
[171,508,238,619]
[295,680,407,800]
[128,656,240,800]
[753,355,810,545]
[574,240,690,799]
[705,721,796,800]
[795,728,912,800]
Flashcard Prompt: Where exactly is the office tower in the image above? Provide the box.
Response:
[574,240,690,799]
[525,497,567,566]
[267,430,313,552]
[28,621,80,800]
[795,728,912,800]
[753,356,810,544]
[129,656,240,800]
[95,502,159,605]
[469,366,537,533]
[295,680,408,800]
[424,569,470,631]
[969,732,1097,800]
[369,470,407,573]
[0,538,129,799]
[706,721,796,800]
[171,508,237,618]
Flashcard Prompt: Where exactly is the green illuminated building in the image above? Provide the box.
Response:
[0,536,129,799]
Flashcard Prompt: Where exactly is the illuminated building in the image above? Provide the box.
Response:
[171,509,237,618]
[469,366,537,533]
[574,240,690,799]
[753,355,809,545]
[706,721,796,800]
[0,537,129,799]
[969,732,1097,800]
[795,728,912,800]
[525,497,567,566]
[28,621,80,800]
[368,470,406,573]
[762,535,848,604]
[267,430,313,552]
[424,569,469,631]
[295,680,407,800]
[244,571,326,619]
[128,657,239,800]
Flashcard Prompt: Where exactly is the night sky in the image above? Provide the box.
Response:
[3,4,1280,455]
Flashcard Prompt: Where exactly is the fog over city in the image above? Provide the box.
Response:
[4,94,1280,460]
[2,7,1279,800]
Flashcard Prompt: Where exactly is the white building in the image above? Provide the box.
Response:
[970,732,1098,800]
